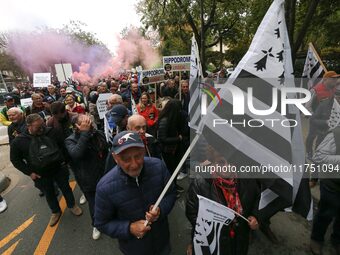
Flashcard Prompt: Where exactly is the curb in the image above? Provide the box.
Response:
[0,172,10,193]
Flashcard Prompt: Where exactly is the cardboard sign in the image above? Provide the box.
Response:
[55,63,73,83]
[163,55,191,72]
[20,98,33,108]
[33,73,51,87]
[96,93,112,119]
[140,68,165,85]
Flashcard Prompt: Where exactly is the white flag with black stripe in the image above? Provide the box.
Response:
[193,195,235,255]
[193,0,312,219]
[189,35,203,131]
[328,99,340,131]
[300,43,327,90]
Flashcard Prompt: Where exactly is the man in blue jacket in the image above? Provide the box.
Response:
[94,131,176,255]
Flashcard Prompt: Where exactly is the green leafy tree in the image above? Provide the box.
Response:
[138,0,340,73]
[137,0,248,74]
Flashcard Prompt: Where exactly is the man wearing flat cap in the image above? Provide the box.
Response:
[94,131,176,255]
[104,104,129,145]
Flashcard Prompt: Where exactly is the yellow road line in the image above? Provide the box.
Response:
[1,238,22,255]
[33,181,77,255]
[0,216,35,249]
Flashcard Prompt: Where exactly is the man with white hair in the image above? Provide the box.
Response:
[107,94,123,110]
[7,107,26,143]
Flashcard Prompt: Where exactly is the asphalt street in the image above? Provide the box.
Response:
[0,123,337,255]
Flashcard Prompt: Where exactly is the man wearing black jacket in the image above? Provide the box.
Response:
[65,114,109,240]
[10,114,82,227]
[311,126,340,255]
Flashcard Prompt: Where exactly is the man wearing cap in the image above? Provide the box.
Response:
[306,71,340,158]
[94,131,176,255]
[10,88,21,105]
[104,104,129,145]
[0,95,25,126]
[104,114,162,173]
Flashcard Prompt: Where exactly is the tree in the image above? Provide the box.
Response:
[0,33,26,78]
[137,0,248,74]
[138,0,339,73]
[62,20,106,47]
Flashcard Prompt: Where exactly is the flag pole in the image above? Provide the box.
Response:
[309,42,328,72]
[144,134,200,226]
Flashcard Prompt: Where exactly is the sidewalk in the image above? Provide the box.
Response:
[0,125,10,192]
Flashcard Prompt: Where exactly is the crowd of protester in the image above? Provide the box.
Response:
[0,69,339,255]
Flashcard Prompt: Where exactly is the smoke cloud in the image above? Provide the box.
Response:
[6,27,160,84]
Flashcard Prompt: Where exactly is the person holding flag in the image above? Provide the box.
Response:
[94,131,176,255]
[186,146,260,255]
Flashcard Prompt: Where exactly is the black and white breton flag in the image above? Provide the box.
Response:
[189,35,203,131]
[193,0,312,220]
[193,196,235,255]
[300,43,327,90]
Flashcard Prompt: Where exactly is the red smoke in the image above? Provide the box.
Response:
[6,28,160,84]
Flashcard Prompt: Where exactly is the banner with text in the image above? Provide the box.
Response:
[33,73,51,87]
[140,68,165,85]
[96,93,112,119]
[163,55,191,72]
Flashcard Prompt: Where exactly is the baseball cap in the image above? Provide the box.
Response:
[66,87,74,93]
[43,96,55,103]
[4,95,14,101]
[323,71,340,79]
[109,104,128,123]
[112,131,145,154]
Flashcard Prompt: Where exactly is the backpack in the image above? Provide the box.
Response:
[28,135,63,170]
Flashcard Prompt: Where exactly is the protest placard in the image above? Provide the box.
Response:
[55,63,73,83]
[163,55,191,72]
[140,68,165,85]
[20,98,33,108]
[96,93,112,119]
[33,73,51,87]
